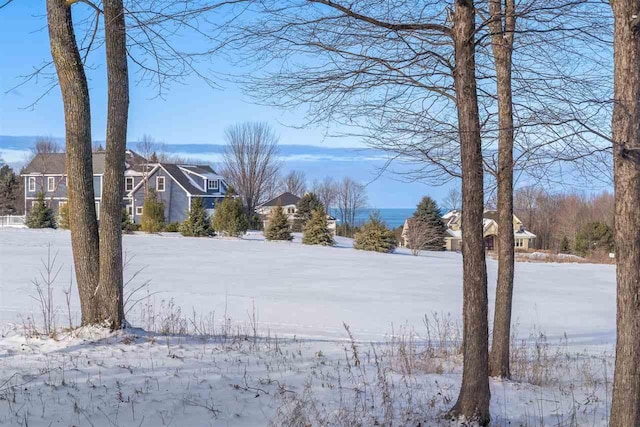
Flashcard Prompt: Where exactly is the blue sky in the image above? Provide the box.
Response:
[0,2,455,208]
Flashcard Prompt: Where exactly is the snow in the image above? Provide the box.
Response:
[0,228,618,425]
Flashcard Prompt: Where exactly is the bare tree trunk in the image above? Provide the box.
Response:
[46,0,101,324]
[98,0,129,328]
[448,0,490,424]
[609,1,640,425]
[489,0,516,379]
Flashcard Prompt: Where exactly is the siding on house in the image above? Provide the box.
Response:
[131,167,190,224]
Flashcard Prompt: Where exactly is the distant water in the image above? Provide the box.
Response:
[330,208,414,229]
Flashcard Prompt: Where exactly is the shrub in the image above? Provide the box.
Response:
[302,208,334,246]
[212,193,248,237]
[559,235,571,254]
[58,203,70,229]
[141,189,165,233]
[122,208,137,233]
[574,222,613,256]
[293,192,324,232]
[180,197,212,236]
[353,212,396,253]
[165,222,181,233]
[411,196,446,250]
[265,204,293,241]
[26,192,56,229]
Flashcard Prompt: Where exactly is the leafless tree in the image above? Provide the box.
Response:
[221,122,282,216]
[609,2,640,425]
[405,218,444,256]
[311,176,338,211]
[96,0,129,328]
[46,0,101,325]
[335,177,367,228]
[279,170,307,197]
[442,188,461,212]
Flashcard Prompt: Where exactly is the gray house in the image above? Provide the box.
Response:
[21,151,229,224]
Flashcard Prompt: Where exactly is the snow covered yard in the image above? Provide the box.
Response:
[0,228,618,426]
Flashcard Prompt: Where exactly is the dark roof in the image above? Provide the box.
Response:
[179,165,217,175]
[483,210,499,221]
[160,163,208,195]
[261,192,301,207]
[22,150,146,175]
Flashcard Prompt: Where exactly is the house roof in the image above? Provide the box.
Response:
[260,192,301,207]
[160,163,209,196]
[22,150,146,176]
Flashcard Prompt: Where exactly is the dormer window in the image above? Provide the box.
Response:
[208,179,219,191]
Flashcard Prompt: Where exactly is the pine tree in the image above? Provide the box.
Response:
[559,236,571,254]
[141,189,165,233]
[412,196,447,250]
[353,212,396,253]
[180,197,212,236]
[211,193,248,237]
[26,192,56,229]
[575,222,614,256]
[58,203,70,229]
[293,192,324,232]
[0,164,19,215]
[302,208,334,246]
[265,204,293,241]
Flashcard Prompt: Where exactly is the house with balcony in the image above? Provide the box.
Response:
[21,150,230,224]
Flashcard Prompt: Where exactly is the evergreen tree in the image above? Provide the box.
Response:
[302,208,334,246]
[412,196,447,250]
[141,189,165,233]
[26,192,56,229]
[353,212,396,253]
[180,197,212,236]
[575,222,614,256]
[293,192,324,231]
[0,164,20,215]
[58,203,70,229]
[211,193,249,237]
[265,204,293,241]
[559,235,571,254]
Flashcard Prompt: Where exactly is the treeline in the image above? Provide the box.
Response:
[515,186,614,255]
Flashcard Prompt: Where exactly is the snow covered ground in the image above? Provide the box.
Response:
[0,228,618,426]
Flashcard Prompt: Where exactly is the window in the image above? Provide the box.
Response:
[126,205,133,216]
[28,177,36,192]
[95,202,100,220]
[156,176,166,192]
[515,239,524,248]
[207,179,219,191]
[136,206,143,216]
[47,177,55,192]
[287,207,295,214]
[125,177,134,192]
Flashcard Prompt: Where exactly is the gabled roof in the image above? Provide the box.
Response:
[260,192,301,207]
[22,150,146,176]
[161,163,209,196]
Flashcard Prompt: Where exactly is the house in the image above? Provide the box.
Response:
[21,150,230,224]
[401,209,536,251]
[256,191,337,233]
